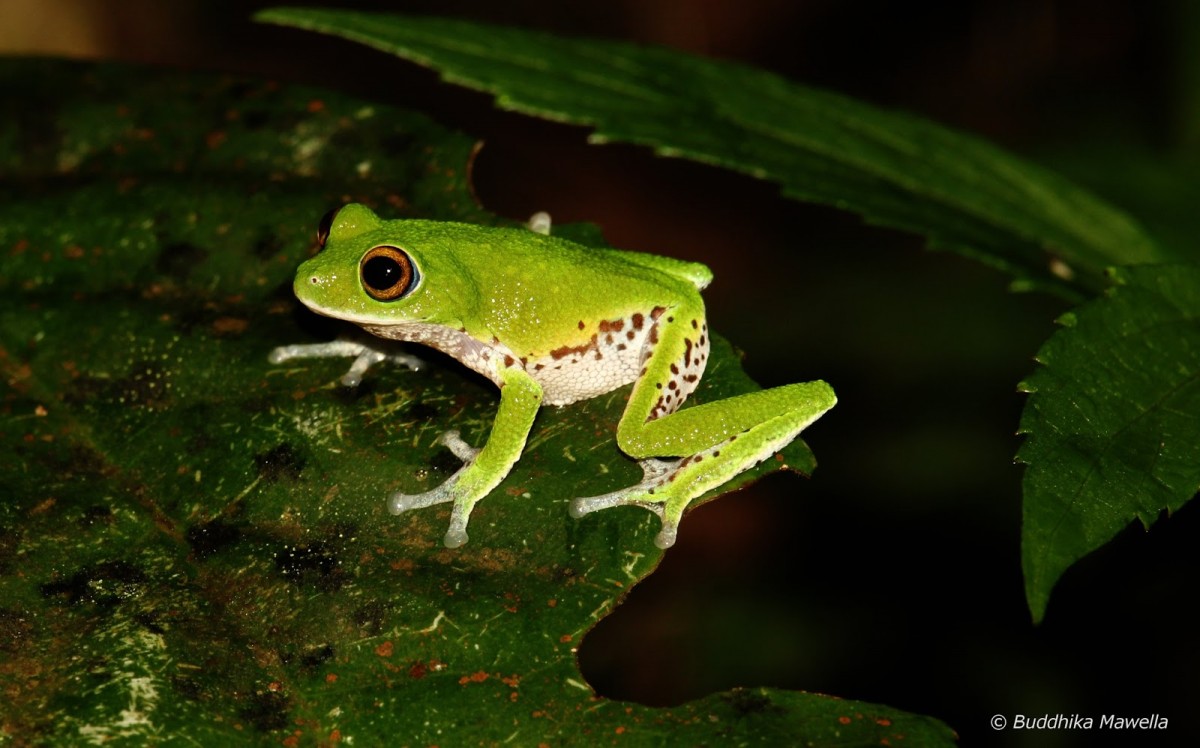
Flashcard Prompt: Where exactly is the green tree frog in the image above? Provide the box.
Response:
[270,204,836,549]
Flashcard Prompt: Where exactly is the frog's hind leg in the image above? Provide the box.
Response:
[570,381,835,548]
[570,302,835,549]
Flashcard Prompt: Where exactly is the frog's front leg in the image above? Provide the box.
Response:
[570,307,836,549]
[269,338,422,386]
[390,367,543,548]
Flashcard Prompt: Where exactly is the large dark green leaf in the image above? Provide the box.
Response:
[255,7,1164,299]
[1017,264,1200,622]
[0,61,953,746]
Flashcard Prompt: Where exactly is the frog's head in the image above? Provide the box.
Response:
[292,204,471,326]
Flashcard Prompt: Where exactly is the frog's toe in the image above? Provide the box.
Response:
[389,485,452,514]
[437,430,480,463]
[443,527,469,548]
[654,521,679,550]
[570,493,662,518]
[443,503,472,548]
[571,458,695,546]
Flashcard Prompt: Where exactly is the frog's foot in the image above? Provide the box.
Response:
[570,457,685,549]
[388,430,481,549]
[268,338,422,386]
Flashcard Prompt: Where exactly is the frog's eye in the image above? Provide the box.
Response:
[316,206,340,249]
[360,245,418,301]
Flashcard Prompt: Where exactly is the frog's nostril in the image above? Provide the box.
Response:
[309,276,320,285]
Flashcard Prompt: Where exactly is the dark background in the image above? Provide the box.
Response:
[5,2,1197,746]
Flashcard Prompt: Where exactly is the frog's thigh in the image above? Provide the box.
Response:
[615,302,820,456]
[620,383,834,457]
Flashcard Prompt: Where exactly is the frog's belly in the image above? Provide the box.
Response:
[527,317,654,406]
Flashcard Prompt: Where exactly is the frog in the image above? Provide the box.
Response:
[269,204,836,549]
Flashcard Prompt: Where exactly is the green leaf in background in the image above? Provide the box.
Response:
[0,61,955,746]
[255,7,1165,299]
[1017,263,1200,622]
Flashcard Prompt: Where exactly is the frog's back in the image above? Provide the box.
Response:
[490,224,713,292]
[602,248,712,291]
[421,221,712,296]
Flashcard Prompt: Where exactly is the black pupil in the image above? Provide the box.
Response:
[362,255,403,291]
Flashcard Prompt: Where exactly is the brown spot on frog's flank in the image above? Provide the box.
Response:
[375,641,395,658]
[631,313,644,330]
[549,334,598,361]
[577,320,585,330]
[254,443,305,482]
[409,660,427,678]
